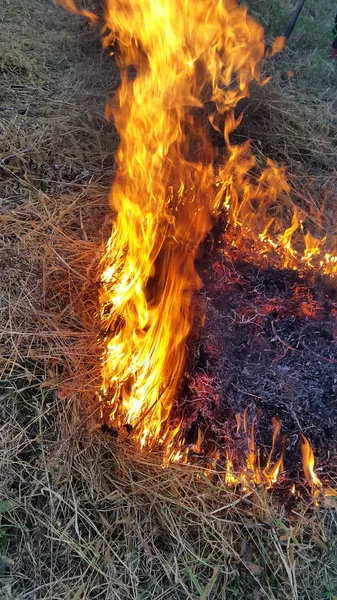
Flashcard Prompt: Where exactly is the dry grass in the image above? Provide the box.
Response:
[1,392,337,599]
[1,0,337,598]
[0,0,118,204]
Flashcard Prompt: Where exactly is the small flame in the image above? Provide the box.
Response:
[225,450,238,486]
[300,434,322,490]
[266,417,281,470]
[246,417,257,473]
[224,413,283,488]
[265,417,284,486]
[54,0,98,22]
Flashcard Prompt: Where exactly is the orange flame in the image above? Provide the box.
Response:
[53,0,98,23]
[227,413,283,488]
[265,417,284,486]
[300,434,322,490]
[98,0,337,457]
[225,450,238,486]
[99,0,285,449]
[58,1,337,491]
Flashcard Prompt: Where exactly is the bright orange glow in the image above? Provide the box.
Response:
[195,427,202,454]
[98,0,337,465]
[99,0,285,449]
[224,450,238,486]
[54,0,98,22]
[223,413,284,488]
[266,417,281,470]
[265,417,284,486]
[58,0,336,499]
[300,434,322,490]
[243,408,257,473]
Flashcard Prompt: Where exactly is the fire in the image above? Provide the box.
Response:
[98,0,284,449]
[300,434,322,490]
[229,412,284,489]
[97,0,337,489]
[57,0,337,497]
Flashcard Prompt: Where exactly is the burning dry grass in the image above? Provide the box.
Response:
[1,0,337,597]
[1,114,337,600]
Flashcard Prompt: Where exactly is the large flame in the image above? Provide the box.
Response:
[54,0,337,496]
[99,0,286,448]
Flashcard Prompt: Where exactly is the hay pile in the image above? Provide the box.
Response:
[0,0,337,598]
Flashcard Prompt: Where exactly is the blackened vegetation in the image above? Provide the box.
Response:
[179,234,337,480]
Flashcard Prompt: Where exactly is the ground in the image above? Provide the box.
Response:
[0,0,337,599]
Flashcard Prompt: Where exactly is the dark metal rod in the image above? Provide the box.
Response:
[284,0,306,40]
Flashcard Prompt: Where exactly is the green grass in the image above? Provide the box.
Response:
[248,0,337,99]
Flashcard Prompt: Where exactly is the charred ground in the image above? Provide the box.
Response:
[181,238,337,481]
